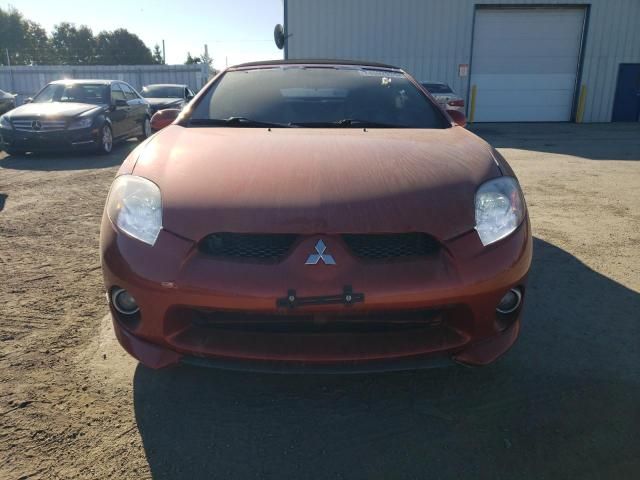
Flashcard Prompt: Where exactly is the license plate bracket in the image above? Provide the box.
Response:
[276,285,364,309]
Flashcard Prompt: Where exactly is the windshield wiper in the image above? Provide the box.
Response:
[189,117,294,128]
[291,118,405,128]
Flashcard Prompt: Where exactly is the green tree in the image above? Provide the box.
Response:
[95,29,154,65]
[152,44,164,64]
[22,20,51,65]
[0,6,28,65]
[201,49,213,69]
[185,52,201,65]
[0,6,157,66]
[51,23,97,64]
[0,7,55,65]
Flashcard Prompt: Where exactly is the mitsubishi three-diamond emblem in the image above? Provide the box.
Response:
[305,239,336,265]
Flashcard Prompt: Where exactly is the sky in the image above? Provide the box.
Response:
[5,0,284,69]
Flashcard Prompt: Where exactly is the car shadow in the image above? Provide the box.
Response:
[133,238,640,480]
[0,193,6,212]
[0,140,138,171]
[470,123,640,161]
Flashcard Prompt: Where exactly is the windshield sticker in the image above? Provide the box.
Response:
[281,88,348,98]
[359,69,404,79]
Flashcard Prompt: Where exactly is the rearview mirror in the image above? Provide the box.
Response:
[447,109,467,128]
[151,108,181,132]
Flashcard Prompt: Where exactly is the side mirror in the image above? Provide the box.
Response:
[115,99,128,108]
[151,108,181,132]
[186,94,194,101]
[447,109,467,128]
[24,97,33,104]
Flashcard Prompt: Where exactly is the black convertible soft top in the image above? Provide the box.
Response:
[231,59,402,70]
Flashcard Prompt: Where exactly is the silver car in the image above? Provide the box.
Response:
[140,84,195,115]
[0,89,16,115]
[420,82,465,114]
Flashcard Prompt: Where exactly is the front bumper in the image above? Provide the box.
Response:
[112,314,521,372]
[0,126,98,152]
[101,216,532,370]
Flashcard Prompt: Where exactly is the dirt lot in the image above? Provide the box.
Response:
[1,123,639,479]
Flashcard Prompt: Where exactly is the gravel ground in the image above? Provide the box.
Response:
[1,123,639,479]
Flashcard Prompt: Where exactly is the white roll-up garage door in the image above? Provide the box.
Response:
[470,8,585,122]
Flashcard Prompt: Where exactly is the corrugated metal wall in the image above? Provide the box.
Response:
[286,0,640,122]
[0,64,211,105]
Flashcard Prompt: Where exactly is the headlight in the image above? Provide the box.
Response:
[475,177,525,246]
[0,115,11,129]
[106,175,162,246]
[68,117,93,130]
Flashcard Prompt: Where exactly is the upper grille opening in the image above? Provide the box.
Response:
[200,233,298,261]
[199,232,440,263]
[342,233,439,260]
[12,119,67,132]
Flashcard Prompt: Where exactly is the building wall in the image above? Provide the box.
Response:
[0,64,211,105]
[285,0,640,122]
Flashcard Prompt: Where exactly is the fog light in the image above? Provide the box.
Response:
[496,288,522,314]
[111,288,139,315]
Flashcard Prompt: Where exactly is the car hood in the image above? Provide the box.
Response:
[145,98,182,107]
[6,102,103,119]
[132,126,501,241]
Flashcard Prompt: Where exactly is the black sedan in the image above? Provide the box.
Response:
[140,84,195,114]
[0,80,151,155]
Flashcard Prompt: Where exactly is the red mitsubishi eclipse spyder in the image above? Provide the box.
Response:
[100,60,532,372]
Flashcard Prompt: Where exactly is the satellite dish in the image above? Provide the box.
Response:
[274,24,286,50]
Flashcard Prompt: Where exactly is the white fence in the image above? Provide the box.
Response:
[0,64,211,105]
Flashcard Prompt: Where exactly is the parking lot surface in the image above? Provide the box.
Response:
[1,123,639,479]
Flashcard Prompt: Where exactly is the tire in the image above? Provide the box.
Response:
[97,124,113,155]
[137,116,151,141]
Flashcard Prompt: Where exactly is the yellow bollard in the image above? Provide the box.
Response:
[469,85,477,124]
[576,85,587,123]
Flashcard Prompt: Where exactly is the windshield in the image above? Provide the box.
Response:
[189,67,447,128]
[141,86,183,98]
[421,83,453,94]
[32,83,109,104]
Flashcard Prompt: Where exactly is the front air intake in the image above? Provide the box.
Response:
[341,233,440,260]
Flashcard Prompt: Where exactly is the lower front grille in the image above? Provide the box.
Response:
[188,308,444,333]
[164,305,471,362]
[342,233,439,260]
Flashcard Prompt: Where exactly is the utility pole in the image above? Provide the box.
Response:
[203,44,210,76]
[162,40,166,64]
[6,48,15,94]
